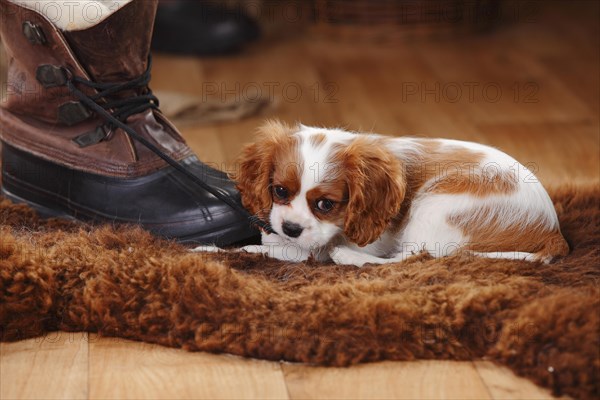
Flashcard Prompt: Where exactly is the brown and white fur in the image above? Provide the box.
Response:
[221,120,569,267]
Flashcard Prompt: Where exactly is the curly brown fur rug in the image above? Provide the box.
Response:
[0,186,598,399]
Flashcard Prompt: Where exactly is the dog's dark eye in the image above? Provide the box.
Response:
[315,198,335,213]
[273,185,289,200]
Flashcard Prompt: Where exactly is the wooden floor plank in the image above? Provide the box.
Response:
[282,360,492,400]
[88,335,289,400]
[475,361,558,400]
[0,332,88,400]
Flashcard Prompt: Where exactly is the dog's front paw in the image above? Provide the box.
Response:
[190,245,223,253]
[330,246,364,267]
[240,244,310,262]
[239,244,269,254]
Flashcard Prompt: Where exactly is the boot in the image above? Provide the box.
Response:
[0,0,260,246]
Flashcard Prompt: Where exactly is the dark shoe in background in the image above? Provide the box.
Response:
[152,0,260,55]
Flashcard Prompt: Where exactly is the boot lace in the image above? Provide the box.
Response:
[62,56,273,235]
[70,56,160,131]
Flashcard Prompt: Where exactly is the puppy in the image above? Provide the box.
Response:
[228,120,569,267]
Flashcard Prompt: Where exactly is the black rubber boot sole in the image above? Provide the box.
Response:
[1,143,260,246]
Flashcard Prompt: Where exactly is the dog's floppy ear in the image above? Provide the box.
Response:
[339,137,405,246]
[232,120,296,221]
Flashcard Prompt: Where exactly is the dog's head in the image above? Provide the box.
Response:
[233,120,405,249]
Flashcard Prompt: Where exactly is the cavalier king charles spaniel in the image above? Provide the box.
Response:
[203,120,568,267]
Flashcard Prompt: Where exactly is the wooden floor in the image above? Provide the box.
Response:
[1,1,597,399]
[150,2,599,188]
[1,333,558,400]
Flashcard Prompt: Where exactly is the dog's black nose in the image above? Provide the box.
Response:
[282,221,303,238]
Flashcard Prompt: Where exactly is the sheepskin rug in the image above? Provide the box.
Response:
[0,186,598,399]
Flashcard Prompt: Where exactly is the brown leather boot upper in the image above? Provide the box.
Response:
[0,0,193,178]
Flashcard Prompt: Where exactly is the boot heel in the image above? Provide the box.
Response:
[1,187,73,220]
